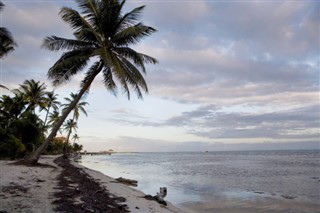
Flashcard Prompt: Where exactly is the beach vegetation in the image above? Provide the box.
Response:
[0,80,86,158]
[0,128,25,159]
[26,0,158,164]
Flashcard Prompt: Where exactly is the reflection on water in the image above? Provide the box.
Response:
[80,150,320,213]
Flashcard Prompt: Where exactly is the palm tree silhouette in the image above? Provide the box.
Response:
[0,1,17,58]
[28,0,157,164]
[0,1,17,90]
[43,91,61,129]
[72,133,79,143]
[63,119,78,156]
[13,79,47,114]
[48,109,62,134]
[62,92,88,157]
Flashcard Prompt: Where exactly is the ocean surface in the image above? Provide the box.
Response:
[79,150,320,213]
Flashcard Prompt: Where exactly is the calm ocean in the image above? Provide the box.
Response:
[79,150,320,213]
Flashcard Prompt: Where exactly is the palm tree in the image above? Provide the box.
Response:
[63,119,78,156]
[72,133,79,144]
[27,0,157,164]
[0,93,26,129]
[62,92,88,154]
[0,1,17,58]
[47,109,62,134]
[13,79,47,114]
[62,92,88,123]
[43,91,61,129]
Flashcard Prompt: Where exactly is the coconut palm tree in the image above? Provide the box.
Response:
[72,133,79,144]
[62,92,88,154]
[27,0,157,164]
[62,92,88,123]
[0,93,26,129]
[0,1,17,58]
[47,109,62,134]
[63,119,78,156]
[43,91,61,129]
[13,79,47,114]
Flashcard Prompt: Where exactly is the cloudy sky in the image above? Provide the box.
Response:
[1,0,319,152]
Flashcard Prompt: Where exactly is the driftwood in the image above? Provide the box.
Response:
[115,177,138,187]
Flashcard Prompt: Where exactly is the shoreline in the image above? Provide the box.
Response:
[0,155,185,213]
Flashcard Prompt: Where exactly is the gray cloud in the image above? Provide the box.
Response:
[208,1,319,59]
[113,103,319,142]
[165,104,320,140]
[136,1,319,107]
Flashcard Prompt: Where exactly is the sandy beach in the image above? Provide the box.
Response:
[0,156,184,213]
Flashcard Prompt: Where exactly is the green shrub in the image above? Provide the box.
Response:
[0,128,25,159]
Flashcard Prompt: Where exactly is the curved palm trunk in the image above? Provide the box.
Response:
[26,66,102,164]
[43,106,51,129]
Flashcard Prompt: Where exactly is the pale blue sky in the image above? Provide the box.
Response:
[1,0,319,152]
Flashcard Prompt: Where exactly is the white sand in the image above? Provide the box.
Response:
[0,156,185,213]
[0,156,60,213]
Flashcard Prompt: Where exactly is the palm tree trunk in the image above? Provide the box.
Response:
[26,64,102,164]
[43,107,50,129]
[64,113,76,158]
[64,126,73,157]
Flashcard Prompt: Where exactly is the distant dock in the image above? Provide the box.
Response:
[80,151,112,156]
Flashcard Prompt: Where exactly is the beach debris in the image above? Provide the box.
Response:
[115,177,138,187]
[143,187,168,206]
[155,187,167,205]
[3,184,28,194]
[253,191,265,195]
[36,178,45,183]
[53,157,129,213]
[281,194,297,200]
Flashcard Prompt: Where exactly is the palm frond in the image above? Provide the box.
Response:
[0,27,17,58]
[48,50,92,86]
[42,36,94,51]
[116,5,145,31]
[109,51,148,100]
[99,0,125,37]
[76,0,101,30]
[0,1,4,11]
[102,67,117,96]
[60,7,102,43]
[0,84,9,90]
[80,61,103,94]
[115,47,158,73]
[120,57,148,99]
[113,23,156,46]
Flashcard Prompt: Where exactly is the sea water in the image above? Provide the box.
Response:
[79,150,320,213]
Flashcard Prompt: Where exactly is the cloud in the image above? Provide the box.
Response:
[132,0,212,31]
[113,103,319,142]
[164,104,320,140]
[209,1,319,59]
